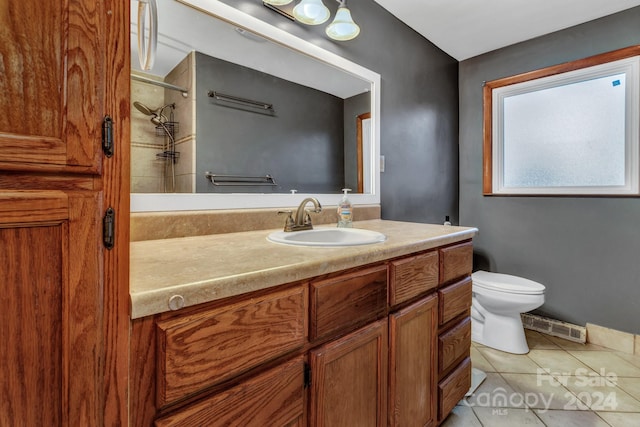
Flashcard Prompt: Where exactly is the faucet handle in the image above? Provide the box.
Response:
[277,210,295,231]
[303,211,312,226]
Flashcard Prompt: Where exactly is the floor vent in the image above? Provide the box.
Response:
[521,313,586,343]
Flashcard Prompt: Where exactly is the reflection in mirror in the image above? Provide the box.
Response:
[130,0,380,211]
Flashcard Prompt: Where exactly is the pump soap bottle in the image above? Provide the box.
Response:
[337,188,353,228]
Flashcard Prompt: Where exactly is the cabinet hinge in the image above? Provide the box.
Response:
[304,363,311,389]
[103,207,115,250]
[102,115,114,157]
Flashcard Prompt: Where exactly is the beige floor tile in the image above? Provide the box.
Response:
[501,373,578,410]
[440,405,483,427]
[533,409,611,427]
[477,347,542,374]
[568,351,640,378]
[528,349,599,380]
[471,346,497,372]
[464,372,526,409]
[547,335,609,351]
[472,407,545,426]
[597,411,640,427]
[525,330,562,350]
[563,376,640,412]
[614,352,640,369]
[615,377,640,402]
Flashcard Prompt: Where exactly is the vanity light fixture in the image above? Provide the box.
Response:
[325,0,360,41]
[263,0,360,40]
[293,0,331,25]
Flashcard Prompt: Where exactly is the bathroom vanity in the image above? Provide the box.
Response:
[129,220,476,426]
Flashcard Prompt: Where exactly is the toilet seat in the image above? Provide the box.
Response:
[472,270,545,295]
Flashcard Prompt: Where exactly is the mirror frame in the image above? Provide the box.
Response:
[130,0,381,212]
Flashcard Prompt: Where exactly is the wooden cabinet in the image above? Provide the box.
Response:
[388,295,438,427]
[310,265,387,342]
[389,251,439,306]
[0,0,102,171]
[156,285,307,406]
[436,242,473,423]
[438,358,471,419]
[439,242,473,285]
[0,0,129,425]
[309,320,388,427]
[130,242,474,426]
[438,277,472,326]
[130,283,309,426]
[155,356,306,427]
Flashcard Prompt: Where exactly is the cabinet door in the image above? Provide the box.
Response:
[309,319,388,427]
[0,191,102,426]
[389,294,438,427]
[0,0,102,171]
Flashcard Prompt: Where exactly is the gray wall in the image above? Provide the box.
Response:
[460,7,640,334]
[195,53,344,193]
[221,0,460,223]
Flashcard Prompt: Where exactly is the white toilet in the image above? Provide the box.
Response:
[471,270,545,354]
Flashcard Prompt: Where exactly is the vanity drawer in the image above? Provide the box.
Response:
[155,285,307,407]
[439,317,471,375]
[155,356,305,427]
[438,277,472,326]
[438,357,471,421]
[310,264,387,342]
[389,250,439,306]
[439,241,473,285]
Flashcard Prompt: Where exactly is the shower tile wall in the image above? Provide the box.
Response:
[131,51,196,193]
[131,74,165,192]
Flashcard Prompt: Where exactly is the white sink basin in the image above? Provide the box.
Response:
[267,228,386,247]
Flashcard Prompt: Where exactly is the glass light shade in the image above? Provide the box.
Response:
[293,0,330,25]
[263,0,294,5]
[325,6,360,40]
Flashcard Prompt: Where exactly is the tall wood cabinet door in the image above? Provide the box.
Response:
[389,294,438,427]
[0,191,102,426]
[309,319,388,427]
[0,0,103,172]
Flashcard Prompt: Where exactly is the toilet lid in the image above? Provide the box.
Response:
[472,270,545,295]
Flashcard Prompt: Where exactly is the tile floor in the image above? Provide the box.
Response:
[441,330,640,427]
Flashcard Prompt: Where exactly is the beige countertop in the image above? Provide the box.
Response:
[130,219,478,319]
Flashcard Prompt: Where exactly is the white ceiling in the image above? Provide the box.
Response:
[373,0,640,60]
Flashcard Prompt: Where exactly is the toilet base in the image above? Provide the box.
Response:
[472,311,530,354]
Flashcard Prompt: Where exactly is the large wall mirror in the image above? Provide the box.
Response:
[130,0,380,211]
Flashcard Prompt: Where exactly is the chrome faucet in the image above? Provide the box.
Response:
[278,197,322,232]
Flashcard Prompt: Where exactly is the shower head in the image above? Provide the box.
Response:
[133,101,175,124]
[133,101,155,116]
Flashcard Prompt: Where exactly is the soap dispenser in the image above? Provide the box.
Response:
[337,188,353,228]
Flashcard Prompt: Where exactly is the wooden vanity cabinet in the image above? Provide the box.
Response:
[388,294,438,427]
[436,241,473,423]
[130,283,308,427]
[155,356,306,427]
[309,319,389,427]
[130,241,474,426]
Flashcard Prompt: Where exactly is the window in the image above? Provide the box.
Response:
[483,46,640,196]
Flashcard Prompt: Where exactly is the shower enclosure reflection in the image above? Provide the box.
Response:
[133,101,179,192]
